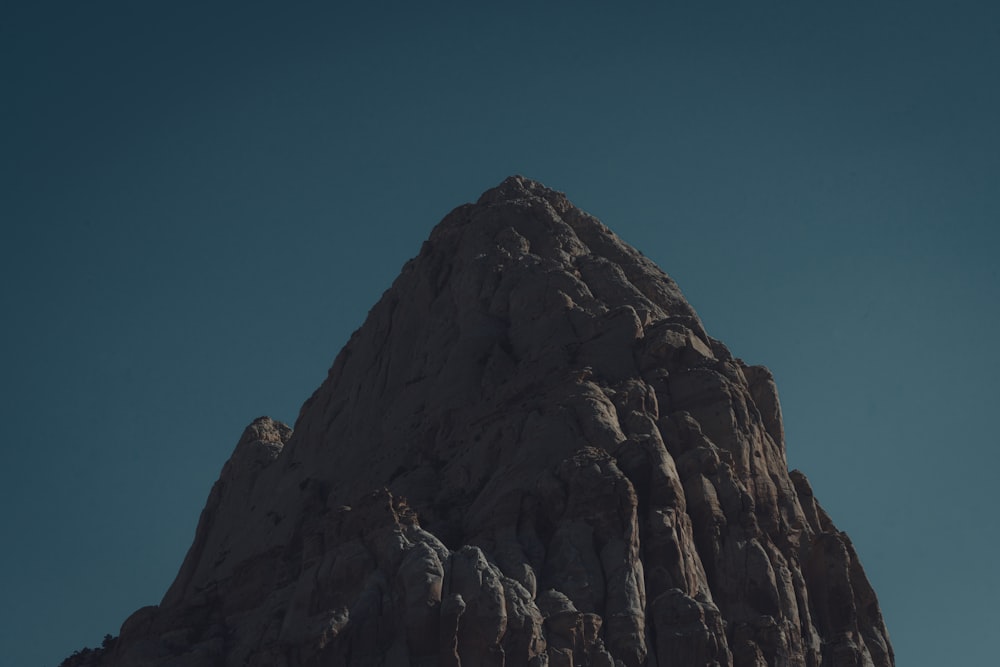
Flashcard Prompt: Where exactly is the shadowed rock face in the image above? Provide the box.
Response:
[97,177,893,666]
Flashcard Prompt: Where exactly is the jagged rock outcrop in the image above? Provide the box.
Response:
[90,176,893,666]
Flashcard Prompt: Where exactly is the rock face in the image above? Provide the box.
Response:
[96,177,893,666]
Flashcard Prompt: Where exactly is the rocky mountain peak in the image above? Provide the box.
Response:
[82,177,893,667]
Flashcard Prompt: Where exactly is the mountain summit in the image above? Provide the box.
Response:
[86,176,893,666]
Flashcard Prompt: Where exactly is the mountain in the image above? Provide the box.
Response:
[78,176,893,666]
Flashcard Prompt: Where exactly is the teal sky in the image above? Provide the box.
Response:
[3,2,997,665]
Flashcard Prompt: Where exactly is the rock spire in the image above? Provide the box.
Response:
[88,176,893,666]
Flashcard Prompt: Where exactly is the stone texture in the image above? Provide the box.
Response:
[80,176,892,666]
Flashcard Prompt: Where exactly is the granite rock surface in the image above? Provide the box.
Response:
[90,176,893,666]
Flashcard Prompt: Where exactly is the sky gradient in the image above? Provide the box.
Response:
[3,2,998,665]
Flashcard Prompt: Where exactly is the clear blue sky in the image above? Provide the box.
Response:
[3,2,997,665]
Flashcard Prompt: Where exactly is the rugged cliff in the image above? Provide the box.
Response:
[92,176,892,666]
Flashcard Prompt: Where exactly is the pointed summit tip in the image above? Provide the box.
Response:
[475,174,562,206]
